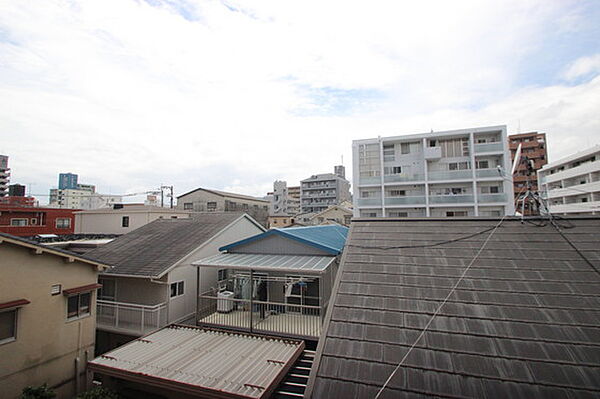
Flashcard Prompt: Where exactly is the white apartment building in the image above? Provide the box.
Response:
[49,188,122,210]
[352,126,515,218]
[538,144,600,215]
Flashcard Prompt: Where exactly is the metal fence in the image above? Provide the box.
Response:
[97,300,167,335]
[197,292,322,338]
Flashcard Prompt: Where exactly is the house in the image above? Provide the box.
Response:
[74,203,193,234]
[0,205,78,237]
[306,205,353,227]
[176,187,270,227]
[85,213,265,353]
[88,325,305,399]
[193,225,348,340]
[352,125,515,218]
[0,233,109,399]
[305,216,600,398]
[538,144,600,215]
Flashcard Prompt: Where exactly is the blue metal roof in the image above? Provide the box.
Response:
[219,225,348,255]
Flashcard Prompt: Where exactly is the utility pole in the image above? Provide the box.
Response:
[160,184,164,208]
[170,186,174,209]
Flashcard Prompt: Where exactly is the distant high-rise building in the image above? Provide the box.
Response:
[352,126,515,217]
[0,155,10,197]
[8,184,26,197]
[58,173,79,190]
[300,166,351,213]
[270,181,301,216]
[509,132,548,215]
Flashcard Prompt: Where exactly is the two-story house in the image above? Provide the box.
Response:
[0,233,109,399]
[85,212,265,353]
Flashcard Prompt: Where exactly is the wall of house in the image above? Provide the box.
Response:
[105,276,168,306]
[74,211,190,234]
[0,243,100,399]
[229,234,332,256]
[168,216,265,324]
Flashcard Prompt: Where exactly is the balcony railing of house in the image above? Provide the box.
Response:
[474,142,503,153]
[197,291,323,339]
[429,194,475,204]
[97,300,168,335]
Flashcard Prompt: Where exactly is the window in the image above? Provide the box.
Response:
[56,218,71,229]
[67,292,91,320]
[401,143,411,155]
[121,216,129,228]
[429,140,437,147]
[98,279,115,301]
[30,218,37,225]
[383,144,395,161]
[368,212,377,217]
[218,269,227,282]
[10,218,28,226]
[390,190,406,196]
[170,281,184,298]
[384,166,402,175]
[183,202,193,210]
[448,162,471,171]
[490,186,499,194]
[0,310,17,344]
[207,202,217,211]
[446,211,467,217]
[476,160,489,169]
[389,211,408,217]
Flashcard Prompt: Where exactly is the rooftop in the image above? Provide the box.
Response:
[88,325,304,399]
[177,187,269,203]
[307,216,600,398]
[194,253,336,274]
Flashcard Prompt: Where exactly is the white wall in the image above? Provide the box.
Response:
[75,211,190,234]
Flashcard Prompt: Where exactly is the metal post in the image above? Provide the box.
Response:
[249,269,254,333]
[170,186,174,209]
[141,307,145,333]
[196,266,200,325]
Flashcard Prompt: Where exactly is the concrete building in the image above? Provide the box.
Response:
[74,204,193,234]
[49,188,122,210]
[85,213,265,353]
[352,126,515,217]
[509,132,548,214]
[538,144,600,215]
[300,166,351,214]
[0,233,109,399]
[0,205,77,236]
[176,187,270,227]
[270,181,301,217]
[0,155,9,197]
[58,173,79,190]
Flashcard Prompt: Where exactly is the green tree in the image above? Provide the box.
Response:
[21,384,56,399]
[77,386,119,399]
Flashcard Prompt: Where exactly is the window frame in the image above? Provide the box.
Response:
[10,218,28,227]
[170,281,185,298]
[66,292,92,321]
[55,218,71,229]
[0,309,18,345]
[121,216,130,228]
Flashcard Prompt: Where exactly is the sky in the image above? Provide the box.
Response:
[1,0,599,204]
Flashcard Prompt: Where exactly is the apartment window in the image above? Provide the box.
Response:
[389,211,408,217]
[383,144,395,161]
[0,309,17,344]
[10,218,28,226]
[429,140,437,147]
[401,143,411,155]
[361,191,372,198]
[30,218,37,225]
[476,160,489,169]
[446,211,467,217]
[207,202,217,211]
[367,212,377,217]
[56,218,71,229]
[121,216,129,228]
[67,292,91,320]
[170,281,184,298]
[183,202,193,210]
[490,186,499,194]
[384,166,402,175]
[218,269,227,282]
[390,190,406,196]
[477,138,487,144]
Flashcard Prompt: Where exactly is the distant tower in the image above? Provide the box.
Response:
[334,165,346,179]
[0,155,10,197]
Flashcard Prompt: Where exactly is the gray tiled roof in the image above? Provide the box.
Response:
[307,217,600,398]
[86,213,247,278]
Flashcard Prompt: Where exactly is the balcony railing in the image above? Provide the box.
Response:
[358,176,381,185]
[197,293,322,338]
[385,196,426,205]
[384,174,424,183]
[97,300,167,335]
[428,170,473,181]
[479,193,507,203]
[476,168,503,178]
[357,198,382,207]
[474,142,503,153]
[429,194,474,204]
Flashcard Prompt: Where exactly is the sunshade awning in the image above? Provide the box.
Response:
[192,253,335,274]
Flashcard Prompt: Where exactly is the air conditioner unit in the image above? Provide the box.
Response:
[217,291,235,313]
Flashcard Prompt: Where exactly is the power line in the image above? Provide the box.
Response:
[373,215,507,399]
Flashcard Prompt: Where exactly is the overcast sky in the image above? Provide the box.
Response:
[1,0,599,204]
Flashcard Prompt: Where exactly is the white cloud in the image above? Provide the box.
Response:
[564,53,600,80]
[0,0,598,202]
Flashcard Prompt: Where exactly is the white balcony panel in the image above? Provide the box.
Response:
[428,170,473,181]
[479,193,507,203]
[429,195,474,204]
[474,142,503,153]
[424,146,442,160]
[385,196,426,205]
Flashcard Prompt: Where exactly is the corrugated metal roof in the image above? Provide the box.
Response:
[219,225,348,255]
[307,217,600,398]
[193,253,335,274]
[88,325,304,399]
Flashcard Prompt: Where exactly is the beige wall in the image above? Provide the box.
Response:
[0,243,101,399]
[74,211,191,234]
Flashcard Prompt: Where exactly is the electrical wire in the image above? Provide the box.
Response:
[373,215,507,399]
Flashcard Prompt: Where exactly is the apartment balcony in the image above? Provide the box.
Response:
[479,193,507,203]
[383,174,425,183]
[97,300,168,335]
[303,192,336,198]
[424,146,442,160]
[302,183,336,190]
[358,176,381,185]
[474,142,503,154]
[385,196,426,205]
[429,194,474,204]
[476,168,504,178]
[198,292,322,339]
[356,198,383,207]
[428,170,473,181]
